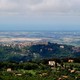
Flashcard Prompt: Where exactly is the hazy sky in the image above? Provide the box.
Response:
[0,0,80,31]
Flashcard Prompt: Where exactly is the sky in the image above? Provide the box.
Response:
[0,0,80,31]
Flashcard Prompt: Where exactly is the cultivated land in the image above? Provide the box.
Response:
[0,31,80,46]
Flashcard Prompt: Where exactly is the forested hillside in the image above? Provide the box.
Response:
[0,42,80,62]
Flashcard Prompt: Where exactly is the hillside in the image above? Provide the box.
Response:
[0,42,80,62]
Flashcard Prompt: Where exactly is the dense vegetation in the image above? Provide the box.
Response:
[0,42,80,62]
[0,60,80,80]
[30,42,74,59]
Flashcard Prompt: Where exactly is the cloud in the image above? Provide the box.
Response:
[29,0,80,13]
[0,0,16,9]
[0,0,80,16]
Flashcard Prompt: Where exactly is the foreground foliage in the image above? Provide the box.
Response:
[0,61,80,80]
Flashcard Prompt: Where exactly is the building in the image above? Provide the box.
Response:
[48,61,56,66]
[7,68,12,72]
[68,59,74,63]
[60,46,64,49]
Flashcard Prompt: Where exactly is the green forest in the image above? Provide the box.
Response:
[0,42,80,62]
